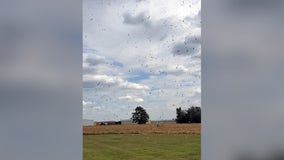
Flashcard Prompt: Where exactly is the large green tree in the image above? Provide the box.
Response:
[187,106,201,123]
[131,106,149,124]
[176,107,189,123]
[176,106,201,123]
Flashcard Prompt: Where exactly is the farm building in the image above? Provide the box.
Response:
[95,121,122,125]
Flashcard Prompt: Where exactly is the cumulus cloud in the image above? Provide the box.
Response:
[185,9,201,28]
[83,74,150,90]
[134,98,144,102]
[123,12,150,26]
[118,95,144,102]
[82,100,90,107]
[82,52,124,76]
[172,35,201,56]
[122,11,171,41]
[166,64,189,75]
[85,54,106,66]
[118,95,133,100]
[194,86,201,93]
[82,100,101,110]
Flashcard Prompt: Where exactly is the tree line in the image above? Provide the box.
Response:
[175,106,201,123]
[131,106,201,124]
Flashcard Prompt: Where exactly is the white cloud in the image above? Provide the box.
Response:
[84,54,106,66]
[118,95,133,100]
[134,98,144,102]
[83,74,149,90]
[166,64,189,75]
[82,100,92,107]
[119,95,144,103]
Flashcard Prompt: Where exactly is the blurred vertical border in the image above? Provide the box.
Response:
[0,0,82,160]
[202,0,284,160]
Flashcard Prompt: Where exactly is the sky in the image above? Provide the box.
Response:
[83,0,201,121]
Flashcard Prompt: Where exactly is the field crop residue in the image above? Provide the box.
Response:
[83,123,200,135]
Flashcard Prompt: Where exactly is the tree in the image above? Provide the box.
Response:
[187,106,201,123]
[176,106,201,123]
[131,106,149,124]
[176,107,189,123]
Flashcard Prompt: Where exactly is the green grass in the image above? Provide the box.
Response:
[83,134,200,160]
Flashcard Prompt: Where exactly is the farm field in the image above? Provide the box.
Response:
[83,123,201,135]
[83,134,200,160]
[83,124,200,160]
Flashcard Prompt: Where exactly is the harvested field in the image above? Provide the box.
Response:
[83,123,200,135]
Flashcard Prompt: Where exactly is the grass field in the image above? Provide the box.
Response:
[83,124,200,160]
[83,134,200,160]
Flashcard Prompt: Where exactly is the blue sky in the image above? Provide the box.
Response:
[83,0,201,121]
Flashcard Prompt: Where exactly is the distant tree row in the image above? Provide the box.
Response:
[175,106,201,123]
[130,106,201,124]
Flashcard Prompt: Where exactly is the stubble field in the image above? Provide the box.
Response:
[83,123,200,135]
